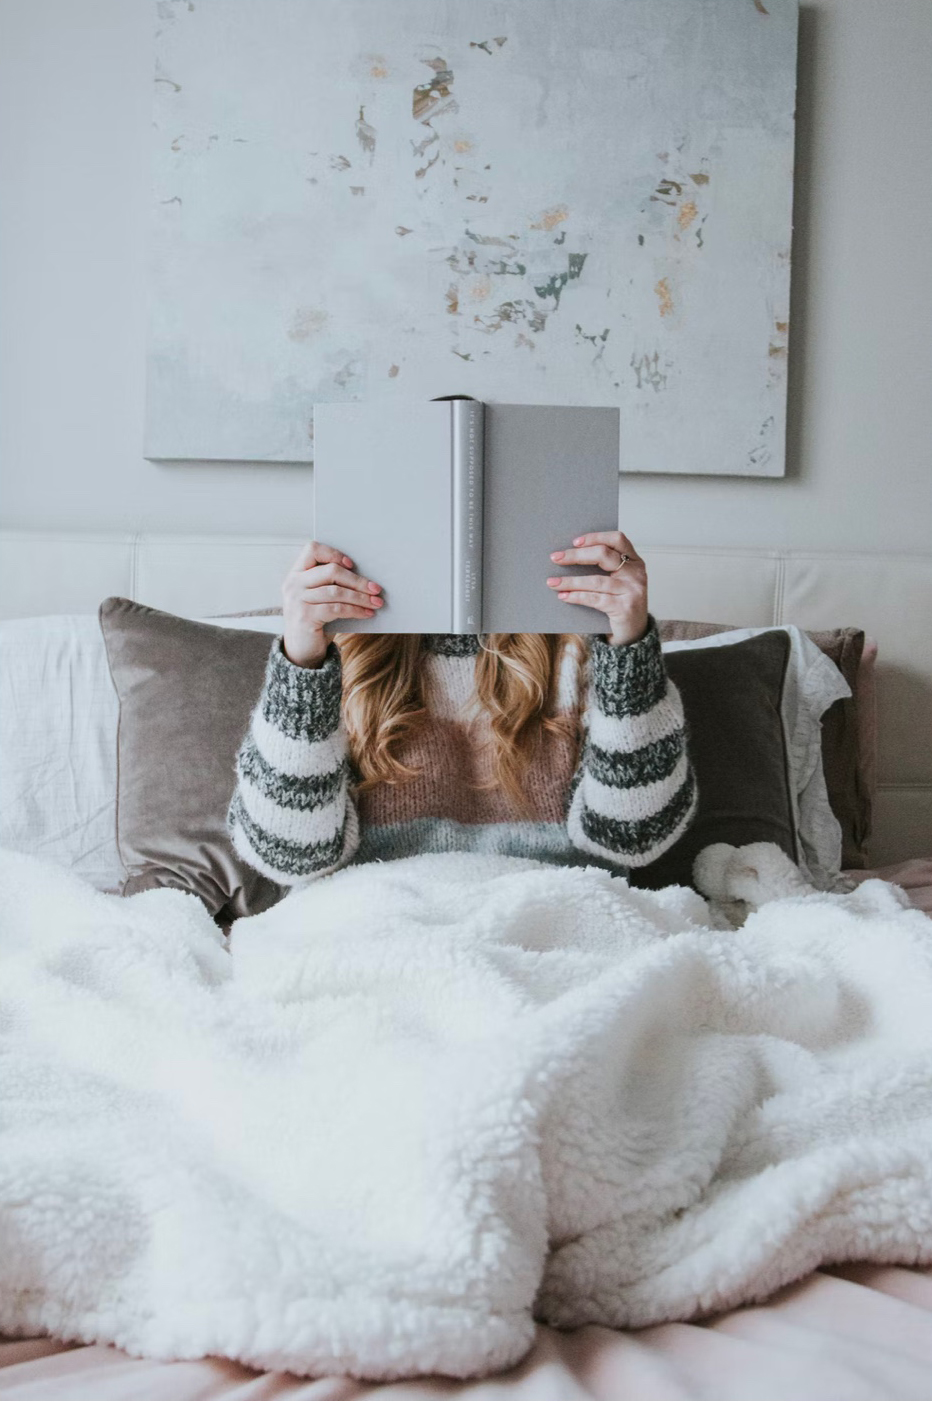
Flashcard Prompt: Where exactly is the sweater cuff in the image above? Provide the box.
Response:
[588,614,667,720]
[260,636,343,742]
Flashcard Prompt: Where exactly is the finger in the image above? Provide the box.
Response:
[571,531,642,563]
[297,563,383,594]
[291,540,355,573]
[555,589,618,610]
[546,573,627,593]
[616,532,641,563]
[323,603,377,618]
[300,585,383,609]
[292,542,317,571]
[549,544,626,570]
[301,585,383,609]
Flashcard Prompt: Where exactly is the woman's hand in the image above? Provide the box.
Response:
[282,541,384,667]
[546,531,649,646]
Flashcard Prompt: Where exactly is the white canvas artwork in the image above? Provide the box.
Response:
[145,0,798,474]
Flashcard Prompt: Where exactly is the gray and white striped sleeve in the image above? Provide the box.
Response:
[226,637,360,885]
[566,617,698,869]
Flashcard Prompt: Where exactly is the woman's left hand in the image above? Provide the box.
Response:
[546,531,649,646]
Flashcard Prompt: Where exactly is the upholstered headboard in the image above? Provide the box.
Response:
[2,530,930,867]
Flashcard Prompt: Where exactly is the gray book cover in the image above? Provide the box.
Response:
[313,400,619,633]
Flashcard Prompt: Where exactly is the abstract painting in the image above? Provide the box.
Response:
[145,0,798,474]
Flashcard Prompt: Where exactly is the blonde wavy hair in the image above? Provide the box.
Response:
[333,633,587,817]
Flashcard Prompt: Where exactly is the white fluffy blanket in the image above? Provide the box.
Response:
[1,844,931,1381]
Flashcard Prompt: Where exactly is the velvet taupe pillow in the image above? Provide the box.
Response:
[627,630,797,893]
[657,621,871,868]
[99,597,284,924]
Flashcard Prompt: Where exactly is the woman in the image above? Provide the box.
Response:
[227,532,697,885]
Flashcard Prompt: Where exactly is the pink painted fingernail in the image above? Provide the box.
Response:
[558,592,569,600]
[551,551,563,560]
[546,576,560,585]
[343,556,354,567]
[573,537,584,545]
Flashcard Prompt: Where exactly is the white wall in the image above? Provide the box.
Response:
[0,0,930,551]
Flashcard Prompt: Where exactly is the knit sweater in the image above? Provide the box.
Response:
[227,618,697,885]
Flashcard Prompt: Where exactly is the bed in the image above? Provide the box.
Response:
[1,531,930,1401]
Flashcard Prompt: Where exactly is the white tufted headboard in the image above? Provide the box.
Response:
[2,530,930,867]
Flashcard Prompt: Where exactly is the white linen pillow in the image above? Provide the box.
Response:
[0,614,849,892]
[663,626,851,887]
[0,615,123,891]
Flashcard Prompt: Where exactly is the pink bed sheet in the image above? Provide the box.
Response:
[3,860,930,1402]
[846,856,932,915]
[3,1267,932,1402]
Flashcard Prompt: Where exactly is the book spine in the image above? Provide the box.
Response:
[451,400,484,632]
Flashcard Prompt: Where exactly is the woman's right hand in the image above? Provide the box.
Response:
[281,541,384,668]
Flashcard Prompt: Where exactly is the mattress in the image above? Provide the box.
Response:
[2,857,930,1402]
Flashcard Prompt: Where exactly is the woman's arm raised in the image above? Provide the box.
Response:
[565,621,697,867]
[546,530,697,868]
[227,635,360,884]
[226,541,382,886]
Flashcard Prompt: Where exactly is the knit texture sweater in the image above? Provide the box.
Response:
[227,618,697,885]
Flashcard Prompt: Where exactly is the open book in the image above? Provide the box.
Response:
[313,399,620,634]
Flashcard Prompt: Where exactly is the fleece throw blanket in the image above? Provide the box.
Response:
[1,844,931,1381]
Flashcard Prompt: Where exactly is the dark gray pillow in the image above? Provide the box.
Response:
[99,597,283,924]
[657,620,870,868]
[628,630,797,892]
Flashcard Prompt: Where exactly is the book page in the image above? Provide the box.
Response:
[482,405,620,633]
[313,401,453,633]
